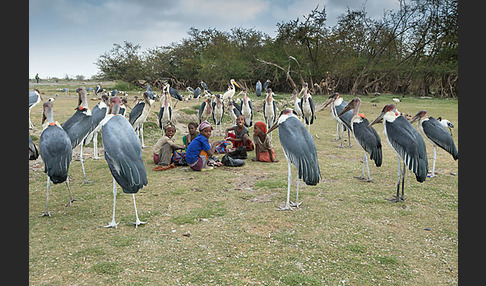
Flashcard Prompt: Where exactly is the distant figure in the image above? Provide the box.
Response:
[35,73,40,83]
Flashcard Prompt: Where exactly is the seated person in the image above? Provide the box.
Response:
[224,115,254,151]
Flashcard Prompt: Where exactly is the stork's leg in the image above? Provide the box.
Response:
[130,194,147,228]
[334,121,339,141]
[338,126,345,148]
[79,143,92,184]
[388,156,402,202]
[140,124,146,148]
[93,131,100,159]
[29,109,34,129]
[355,151,371,182]
[277,160,293,211]
[400,162,406,201]
[41,176,52,217]
[290,178,302,208]
[101,178,119,228]
[429,145,437,177]
[64,177,77,206]
[345,129,352,148]
[365,153,371,182]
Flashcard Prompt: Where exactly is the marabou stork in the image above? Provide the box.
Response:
[338,98,382,181]
[267,108,321,210]
[167,84,183,101]
[228,99,241,126]
[222,79,241,102]
[291,90,303,120]
[255,80,262,97]
[39,100,74,216]
[128,89,155,148]
[263,88,277,139]
[263,79,271,93]
[29,135,39,160]
[437,117,455,135]
[369,104,428,202]
[193,87,202,103]
[158,85,172,130]
[199,97,213,124]
[84,94,110,159]
[119,98,128,118]
[101,97,148,228]
[29,89,42,129]
[61,86,94,184]
[241,88,253,127]
[212,94,225,136]
[95,83,105,96]
[319,92,353,147]
[410,110,458,177]
[299,83,316,132]
[201,81,212,95]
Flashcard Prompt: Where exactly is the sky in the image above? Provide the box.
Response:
[29,0,400,79]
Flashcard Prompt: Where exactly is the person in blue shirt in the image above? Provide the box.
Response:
[185,121,219,171]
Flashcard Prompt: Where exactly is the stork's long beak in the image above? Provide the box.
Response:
[267,121,279,134]
[409,112,422,124]
[233,81,241,89]
[368,111,385,127]
[316,98,333,112]
[338,103,353,117]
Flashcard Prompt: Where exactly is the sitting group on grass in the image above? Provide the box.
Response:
[152,115,278,171]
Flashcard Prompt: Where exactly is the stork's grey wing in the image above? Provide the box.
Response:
[169,87,183,101]
[279,117,321,185]
[199,101,206,123]
[353,119,382,166]
[102,116,147,193]
[129,102,145,126]
[91,104,107,127]
[29,135,39,160]
[194,87,201,98]
[255,81,262,97]
[422,117,458,160]
[39,125,72,184]
[61,110,94,149]
[29,91,39,107]
[385,116,428,182]
[309,97,315,124]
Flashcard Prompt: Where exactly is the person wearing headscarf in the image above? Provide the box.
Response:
[252,121,278,163]
[185,121,220,171]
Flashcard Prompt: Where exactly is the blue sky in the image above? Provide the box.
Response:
[29,0,400,79]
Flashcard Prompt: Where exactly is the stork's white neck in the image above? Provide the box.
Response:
[383,111,399,122]
[334,97,343,106]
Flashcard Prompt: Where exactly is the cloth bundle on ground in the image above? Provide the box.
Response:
[221,154,245,167]
[227,145,247,159]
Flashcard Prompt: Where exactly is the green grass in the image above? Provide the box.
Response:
[29,81,458,285]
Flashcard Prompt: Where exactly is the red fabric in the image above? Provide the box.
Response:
[255,121,267,133]
[227,133,254,151]
[153,153,160,164]
[257,149,275,162]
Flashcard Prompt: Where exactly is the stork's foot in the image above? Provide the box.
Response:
[290,201,302,208]
[93,156,102,160]
[427,171,438,178]
[141,145,147,149]
[83,179,94,184]
[354,176,372,182]
[101,220,119,229]
[386,195,406,203]
[40,211,51,217]
[65,198,78,207]
[276,204,293,211]
[130,218,147,228]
